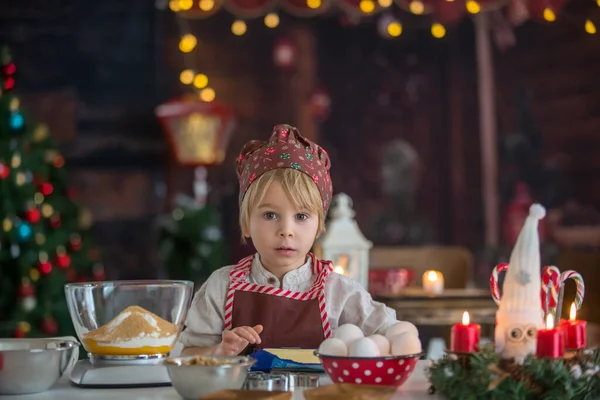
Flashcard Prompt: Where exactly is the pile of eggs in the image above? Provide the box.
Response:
[318,321,422,358]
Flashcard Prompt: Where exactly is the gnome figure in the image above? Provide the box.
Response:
[494,204,546,364]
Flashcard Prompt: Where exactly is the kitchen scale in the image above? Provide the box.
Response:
[70,353,171,388]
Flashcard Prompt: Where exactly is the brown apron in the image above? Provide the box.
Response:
[223,253,333,350]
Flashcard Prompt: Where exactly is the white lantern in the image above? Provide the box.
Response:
[314,193,373,289]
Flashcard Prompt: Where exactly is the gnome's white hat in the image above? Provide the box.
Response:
[498,203,546,318]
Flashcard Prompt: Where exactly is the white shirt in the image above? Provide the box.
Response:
[179,254,399,347]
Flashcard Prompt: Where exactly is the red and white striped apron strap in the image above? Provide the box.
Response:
[224,254,255,330]
[314,257,333,338]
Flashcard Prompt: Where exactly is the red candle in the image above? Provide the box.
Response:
[559,303,587,350]
[451,311,481,353]
[536,314,565,358]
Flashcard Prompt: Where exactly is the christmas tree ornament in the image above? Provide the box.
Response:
[2,217,12,231]
[40,182,53,195]
[17,222,32,241]
[10,153,20,168]
[40,316,58,336]
[21,296,37,312]
[0,162,9,179]
[25,208,41,223]
[494,204,546,364]
[70,234,82,251]
[56,253,71,269]
[38,260,52,275]
[35,233,46,245]
[29,268,40,282]
[9,111,24,130]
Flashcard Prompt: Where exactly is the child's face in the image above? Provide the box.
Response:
[245,180,319,274]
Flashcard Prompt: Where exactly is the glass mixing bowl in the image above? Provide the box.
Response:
[65,280,194,358]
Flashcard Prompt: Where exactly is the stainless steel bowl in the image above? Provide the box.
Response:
[0,337,79,395]
[165,355,256,399]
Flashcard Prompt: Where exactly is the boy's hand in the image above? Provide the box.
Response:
[217,324,263,356]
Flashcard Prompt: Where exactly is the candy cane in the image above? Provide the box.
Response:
[555,270,585,323]
[490,263,509,305]
[541,265,560,317]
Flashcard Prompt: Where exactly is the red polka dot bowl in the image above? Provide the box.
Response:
[314,352,423,387]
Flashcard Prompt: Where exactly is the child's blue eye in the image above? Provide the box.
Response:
[296,213,309,221]
[263,212,277,220]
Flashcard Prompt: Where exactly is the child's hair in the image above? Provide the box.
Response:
[239,168,325,242]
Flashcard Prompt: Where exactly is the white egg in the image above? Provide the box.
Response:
[318,338,348,356]
[333,324,364,345]
[390,332,422,356]
[348,337,380,357]
[384,321,419,340]
[367,334,391,356]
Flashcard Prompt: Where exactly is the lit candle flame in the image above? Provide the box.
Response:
[334,266,345,275]
[569,302,577,321]
[546,313,554,330]
[427,271,438,282]
[462,311,470,325]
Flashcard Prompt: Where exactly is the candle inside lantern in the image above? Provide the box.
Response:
[334,265,345,275]
[422,270,444,294]
[451,311,481,353]
[536,313,565,359]
[559,303,587,350]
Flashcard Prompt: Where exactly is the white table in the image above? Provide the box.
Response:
[5,361,439,400]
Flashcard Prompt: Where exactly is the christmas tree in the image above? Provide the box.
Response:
[0,46,105,338]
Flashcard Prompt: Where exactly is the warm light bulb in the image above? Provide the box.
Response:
[378,0,393,7]
[466,0,480,14]
[409,0,425,14]
[597,0,600,6]
[193,73,209,89]
[334,266,345,274]
[585,19,597,34]
[462,311,470,325]
[231,20,247,36]
[169,0,181,11]
[431,22,446,38]
[179,0,193,10]
[264,13,280,28]
[427,271,438,282]
[179,34,197,53]
[359,0,376,13]
[306,0,321,8]
[199,0,215,11]
[543,8,556,22]
[180,69,195,85]
[569,302,577,321]
[200,87,216,102]
[387,21,402,37]
[546,313,554,329]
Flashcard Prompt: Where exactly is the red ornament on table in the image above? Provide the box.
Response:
[536,314,565,358]
[25,208,40,224]
[451,311,481,353]
[560,303,587,350]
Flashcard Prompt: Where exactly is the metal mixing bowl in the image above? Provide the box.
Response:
[165,355,256,399]
[0,337,79,395]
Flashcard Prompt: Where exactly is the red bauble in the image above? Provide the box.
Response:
[4,77,15,90]
[3,63,16,75]
[40,316,58,336]
[25,208,41,224]
[38,261,52,275]
[66,269,77,282]
[70,235,82,251]
[0,163,9,179]
[93,265,106,281]
[273,37,296,69]
[18,283,35,297]
[49,215,61,228]
[56,254,71,269]
[14,328,25,338]
[40,182,53,196]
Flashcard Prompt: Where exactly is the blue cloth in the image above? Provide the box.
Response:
[249,349,324,372]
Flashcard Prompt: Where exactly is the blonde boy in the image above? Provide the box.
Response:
[180,124,398,356]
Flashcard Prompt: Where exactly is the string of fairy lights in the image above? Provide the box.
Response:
[165,0,599,102]
[168,0,599,39]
